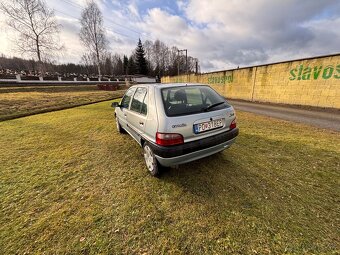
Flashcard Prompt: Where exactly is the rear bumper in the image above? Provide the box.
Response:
[150,128,239,167]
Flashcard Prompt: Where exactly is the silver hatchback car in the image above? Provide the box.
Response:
[112,83,239,176]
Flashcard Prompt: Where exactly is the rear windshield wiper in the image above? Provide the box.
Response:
[202,101,225,112]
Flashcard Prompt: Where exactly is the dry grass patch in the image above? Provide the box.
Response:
[0,87,125,121]
[0,101,339,254]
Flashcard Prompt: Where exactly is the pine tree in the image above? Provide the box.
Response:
[135,39,148,75]
[123,55,128,75]
[104,57,113,75]
[127,55,136,75]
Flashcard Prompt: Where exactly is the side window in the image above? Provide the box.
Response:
[141,91,148,115]
[121,88,136,108]
[130,87,148,115]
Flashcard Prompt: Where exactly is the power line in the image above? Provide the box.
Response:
[59,0,143,36]
[54,9,139,41]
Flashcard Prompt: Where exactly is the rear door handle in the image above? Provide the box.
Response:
[139,121,144,126]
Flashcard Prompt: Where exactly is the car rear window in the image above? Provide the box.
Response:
[161,86,230,117]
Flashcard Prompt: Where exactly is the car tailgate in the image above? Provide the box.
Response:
[160,107,236,143]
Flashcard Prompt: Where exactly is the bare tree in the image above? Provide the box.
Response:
[111,53,124,75]
[79,1,106,77]
[81,52,96,75]
[0,0,62,72]
[102,51,113,75]
[168,46,179,76]
[144,40,154,74]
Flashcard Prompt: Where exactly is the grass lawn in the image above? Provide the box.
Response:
[0,101,339,254]
[0,85,125,121]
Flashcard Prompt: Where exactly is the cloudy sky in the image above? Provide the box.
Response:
[0,0,339,72]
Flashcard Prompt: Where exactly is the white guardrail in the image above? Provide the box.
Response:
[0,75,156,84]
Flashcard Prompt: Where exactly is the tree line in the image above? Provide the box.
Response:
[0,54,94,77]
[0,0,199,77]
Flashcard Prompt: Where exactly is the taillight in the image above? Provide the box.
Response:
[229,119,237,130]
[156,132,184,146]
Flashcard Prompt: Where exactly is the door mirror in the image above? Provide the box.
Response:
[111,102,120,108]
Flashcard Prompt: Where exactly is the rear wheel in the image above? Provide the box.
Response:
[116,117,124,133]
[143,143,160,177]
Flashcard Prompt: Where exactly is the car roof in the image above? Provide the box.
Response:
[131,83,207,89]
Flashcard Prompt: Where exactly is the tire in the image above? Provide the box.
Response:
[116,117,124,133]
[143,143,160,177]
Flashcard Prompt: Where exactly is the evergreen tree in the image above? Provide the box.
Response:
[104,57,113,75]
[112,54,124,75]
[117,57,124,75]
[135,39,148,75]
[127,55,136,75]
[123,55,129,75]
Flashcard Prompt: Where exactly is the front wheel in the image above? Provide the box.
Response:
[143,143,160,177]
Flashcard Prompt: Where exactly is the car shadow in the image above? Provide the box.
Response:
[158,152,265,206]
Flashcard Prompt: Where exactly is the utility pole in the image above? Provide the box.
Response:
[178,49,187,75]
[185,49,187,74]
[177,50,180,76]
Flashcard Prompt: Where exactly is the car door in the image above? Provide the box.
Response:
[116,87,136,130]
[126,86,148,144]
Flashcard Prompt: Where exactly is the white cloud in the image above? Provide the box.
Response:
[176,0,340,70]
[128,2,140,18]
[301,17,340,55]
[0,0,339,71]
[176,0,187,11]
[138,8,188,42]
[55,16,84,63]
[0,15,11,56]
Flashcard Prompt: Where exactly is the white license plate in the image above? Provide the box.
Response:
[194,118,224,133]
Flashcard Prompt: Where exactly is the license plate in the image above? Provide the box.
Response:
[194,118,224,134]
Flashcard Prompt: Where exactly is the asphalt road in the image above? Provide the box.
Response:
[229,100,340,132]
